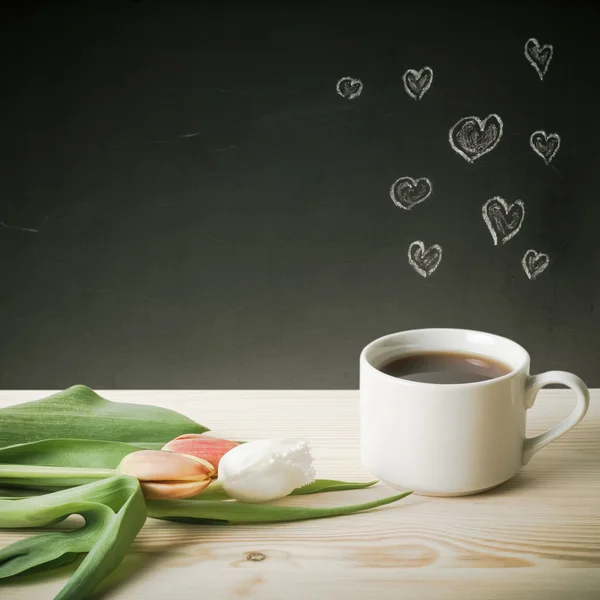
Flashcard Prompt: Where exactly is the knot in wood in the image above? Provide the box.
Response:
[246,551,266,562]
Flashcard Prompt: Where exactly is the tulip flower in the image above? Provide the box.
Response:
[161,434,239,469]
[217,437,316,503]
[116,450,215,500]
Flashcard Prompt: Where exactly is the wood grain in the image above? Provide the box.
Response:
[1,389,599,599]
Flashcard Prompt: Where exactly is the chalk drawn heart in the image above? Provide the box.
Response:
[522,249,550,280]
[336,76,363,99]
[449,114,503,163]
[390,176,433,210]
[525,38,553,80]
[482,197,525,246]
[403,67,433,100]
[408,241,443,278]
[530,130,560,164]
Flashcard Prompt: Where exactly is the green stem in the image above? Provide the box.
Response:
[0,465,115,479]
[0,464,115,488]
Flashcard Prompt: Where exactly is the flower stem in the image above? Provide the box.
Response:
[0,464,116,488]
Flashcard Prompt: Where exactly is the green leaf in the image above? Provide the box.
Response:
[191,479,380,501]
[0,438,155,469]
[291,479,378,495]
[158,516,229,526]
[0,508,109,577]
[16,553,82,577]
[0,483,79,494]
[0,385,208,447]
[147,491,412,524]
[57,480,146,600]
[0,486,47,500]
[0,476,146,600]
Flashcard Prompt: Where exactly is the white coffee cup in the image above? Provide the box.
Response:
[360,328,590,496]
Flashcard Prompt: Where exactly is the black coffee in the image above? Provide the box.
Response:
[379,351,511,384]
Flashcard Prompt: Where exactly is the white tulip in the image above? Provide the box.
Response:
[217,438,316,503]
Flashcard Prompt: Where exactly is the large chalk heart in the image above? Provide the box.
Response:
[530,130,560,164]
[482,197,525,246]
[408,241,443,278]
[522,249,550,280]
[336,77,363,99]
[525,38,553,80]
[390,176,433,210]
[403,67,433,100]
[449,114,504,162]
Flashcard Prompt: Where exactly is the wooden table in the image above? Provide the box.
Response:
[1,390,599,600]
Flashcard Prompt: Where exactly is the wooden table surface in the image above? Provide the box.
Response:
[1,389,599,600]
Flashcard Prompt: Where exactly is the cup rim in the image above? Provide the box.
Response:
[360,328,530,389]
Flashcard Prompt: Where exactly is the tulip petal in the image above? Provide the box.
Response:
[217,438,316,503]
[140,479,212,500]
[162,435,239,469]
[117,450,214,482]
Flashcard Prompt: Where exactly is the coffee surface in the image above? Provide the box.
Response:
[379,351,512,384]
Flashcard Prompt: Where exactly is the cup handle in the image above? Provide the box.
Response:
[522,371,590,465]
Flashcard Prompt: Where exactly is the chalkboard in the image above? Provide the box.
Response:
[1,1,599,389]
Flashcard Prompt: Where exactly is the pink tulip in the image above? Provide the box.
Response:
[117,450,215,500]
[161,434,239,469]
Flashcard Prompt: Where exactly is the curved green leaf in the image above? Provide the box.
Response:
[57,479,146,600]
[0,486,47,500]
[0,385,208,447]
[0,476,146,600]
[147,491,412,524]
[15,553,82,577]
[0,503,113,576]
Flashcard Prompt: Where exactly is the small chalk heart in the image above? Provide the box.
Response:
[482,196,525,246]
[522,249,550,280]
[530,130,560,164]
[525,38,553,80]
[390,176,433,210]
[403,67,433,101]
[449,114,504,163]
[336,77,363,100]
[408,240,443,278]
